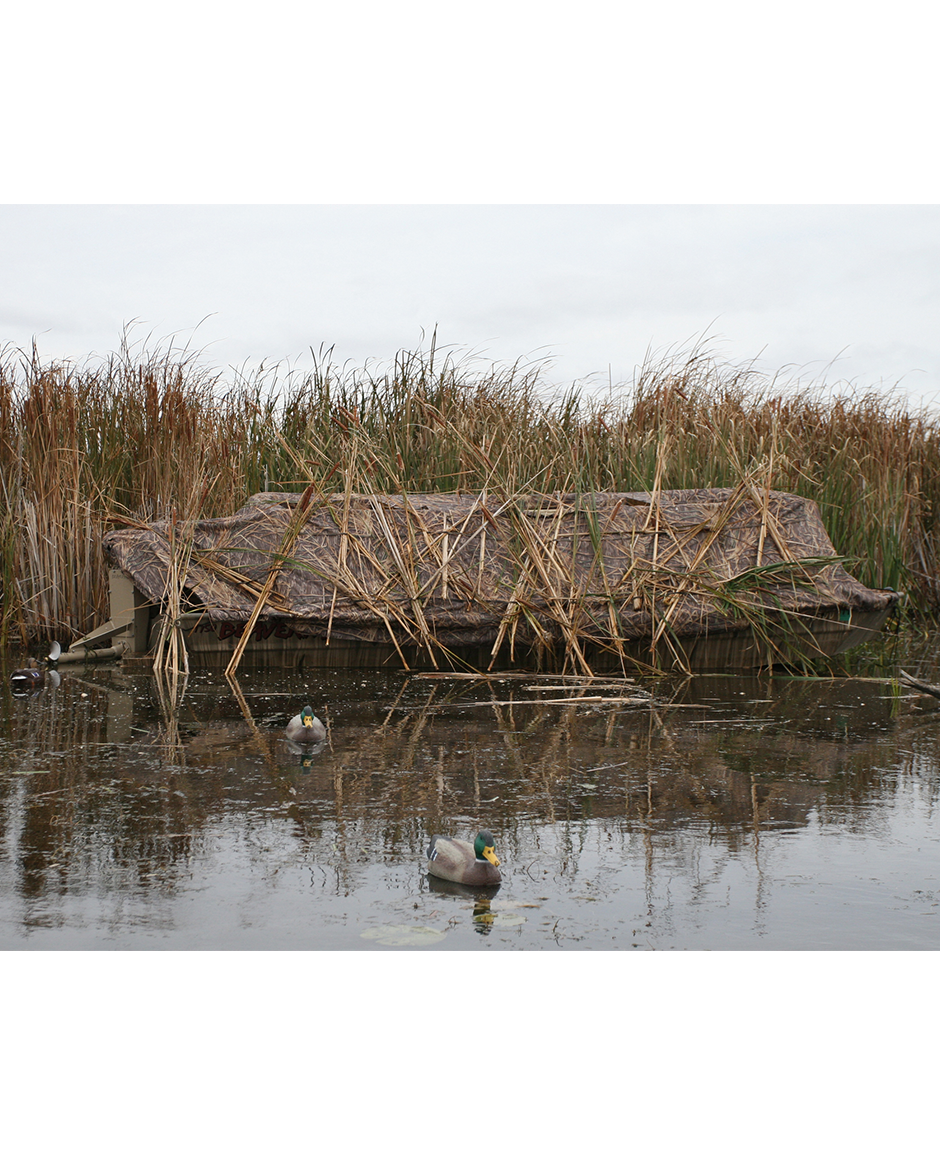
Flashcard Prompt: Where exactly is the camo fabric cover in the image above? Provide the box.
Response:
[102,488,898,649]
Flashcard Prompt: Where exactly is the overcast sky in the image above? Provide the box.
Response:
[4,6,938,413]
[3,203,939,408]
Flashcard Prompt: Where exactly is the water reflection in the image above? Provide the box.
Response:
[1,645,939,948]
[426,875,502,934]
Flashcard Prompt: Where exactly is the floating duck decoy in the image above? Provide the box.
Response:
[427,830,501,886]
[11,658,45,692]
[10,641,61,694]
[285,705,327,743]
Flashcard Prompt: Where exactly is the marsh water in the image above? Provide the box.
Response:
[2,636,939,950]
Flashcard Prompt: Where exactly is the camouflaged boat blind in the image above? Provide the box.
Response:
[101,488,897,658]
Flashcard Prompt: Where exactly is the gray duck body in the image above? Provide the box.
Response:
[426,831,501,886]
[285,706,326,743]
[11,659,45,692]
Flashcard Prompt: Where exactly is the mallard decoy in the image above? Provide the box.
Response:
[427,830,501,886]
[11,658,45,692]
[285,705,326,743]
[11,642,61,693]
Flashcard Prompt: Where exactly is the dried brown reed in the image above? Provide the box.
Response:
[1,332,936,651]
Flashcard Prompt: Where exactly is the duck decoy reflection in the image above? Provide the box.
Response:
[426,873,502,900]
[285,742,326,770]
[425,875,501,934]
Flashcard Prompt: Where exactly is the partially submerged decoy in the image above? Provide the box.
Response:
[427,831,501,886]
[11,658,45,692]
[10,642,61,693]
[285,705,327,743]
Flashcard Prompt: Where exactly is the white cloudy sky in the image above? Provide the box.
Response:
[2,203,939,407]
[4,4,938,409]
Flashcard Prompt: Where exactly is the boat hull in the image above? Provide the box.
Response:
[149,604,895,672]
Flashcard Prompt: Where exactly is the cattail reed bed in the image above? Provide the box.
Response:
[1,336,936,647]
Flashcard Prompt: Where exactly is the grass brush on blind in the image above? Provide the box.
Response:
[0,333,934,647]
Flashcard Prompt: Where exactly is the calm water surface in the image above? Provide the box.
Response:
[2,640,939,950]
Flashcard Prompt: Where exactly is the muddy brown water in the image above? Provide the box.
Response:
[2,638,939,950]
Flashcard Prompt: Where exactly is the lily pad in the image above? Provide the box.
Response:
[360,924,447,946]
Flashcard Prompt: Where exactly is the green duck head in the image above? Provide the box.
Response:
[300,706,319,728]
[474,830,500,867]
